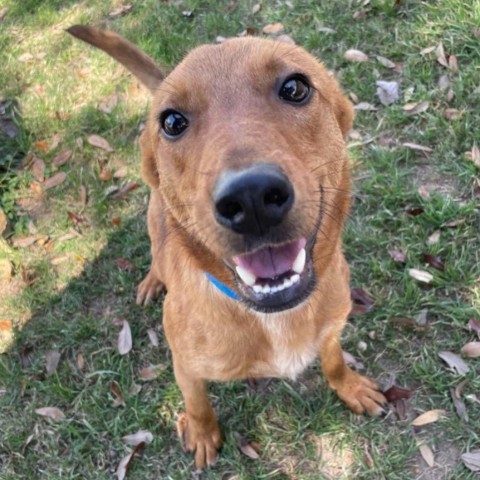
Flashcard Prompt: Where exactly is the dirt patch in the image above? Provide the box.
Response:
[412,163,460,200]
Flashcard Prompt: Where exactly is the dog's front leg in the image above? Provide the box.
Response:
[319,326,386,416]
[174,361,222,469]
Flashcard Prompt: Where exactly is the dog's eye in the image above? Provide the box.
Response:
[160,110,189,137]
[279,75,311,104]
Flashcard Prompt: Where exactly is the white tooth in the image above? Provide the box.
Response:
[236,266,256,286]
[277,283,286,291]
[283,278,293,289]
[292,248,306,274]
[291,274,300,284]
[253,285,262,293]
[271,286,279,293]
[262,285,271,294]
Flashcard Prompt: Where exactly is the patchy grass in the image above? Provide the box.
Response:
[1,0,479,478]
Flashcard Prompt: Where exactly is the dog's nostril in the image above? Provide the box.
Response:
[264,188,289,207]
[218,200,243,220]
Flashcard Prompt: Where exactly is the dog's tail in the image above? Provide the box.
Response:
[67,25,164,93]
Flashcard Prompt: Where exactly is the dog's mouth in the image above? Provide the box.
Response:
[231,237,315,313]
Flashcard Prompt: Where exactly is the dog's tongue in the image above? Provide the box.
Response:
[233,239,306,279]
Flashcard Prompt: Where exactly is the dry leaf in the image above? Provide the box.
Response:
[99,167,112,181]
[79,185,87,206]
[111,181,140,199]
[318,26,336,34]
[87,134,113,152]
[418,185,430,200]
[52,150,73,167]
[468,318,480,337]
[376,80,399,105]
[461,450,480,472]
[276,34,295,45]
[438,74,449,90]
[43,172,67,190]
[468,144,480,168]
[109,4,133,18]
[376,55,396,68]
[110,381,126,408]
[19,53,34,62]
[0,7,8,21]
[409,268,433,284]
[234,432,260,460]
[35,407,66,421]
[344,49,368,62]
[12,235,38,248]
[403,143,433,153]
[450,382,468,421]
[147,329,159,347]
[122,430,153,446]
[383,385,413,403]
[421,253,445,271]
[0,208,8,237]
[116,442,145,480]
[438,351,469,375]
[118,320,132,355]
[99,94,119,114]
[252,4,261,14]
[436,42,448,67]
[138,364,167,381]
[444,108,461,120]
[448,54,458,72]
[354,102,377,111]
[76,352,85,370]
[420,46,436,55]
[427,230,441,245]
[419,443,435,467]
[113,167,128,178]
[461,342,480,358]
[411,409,445,426]
[262,22,284,35]
[31,157,45,182]
[45,350,61,376]
[402,101,429,115]
[446,88,454,101]
[115,258,135,271]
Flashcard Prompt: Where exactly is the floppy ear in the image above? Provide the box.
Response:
[139,128,160,189]
[331,90,355,139]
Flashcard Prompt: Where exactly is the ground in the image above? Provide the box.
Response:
[0,1,479,479]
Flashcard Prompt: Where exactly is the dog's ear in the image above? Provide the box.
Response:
[330,89,355,139]
[139,129,160,188]
[67,25,164,93]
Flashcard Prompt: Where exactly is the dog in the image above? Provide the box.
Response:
[67,25,386,469]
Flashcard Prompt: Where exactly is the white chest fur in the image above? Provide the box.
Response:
[255,313,319,380]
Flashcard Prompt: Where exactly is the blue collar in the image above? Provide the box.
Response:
[206,272,239,300]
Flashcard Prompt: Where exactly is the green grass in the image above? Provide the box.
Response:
[1,0,479,478]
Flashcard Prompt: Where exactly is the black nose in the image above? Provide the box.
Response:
[213,164,294,235]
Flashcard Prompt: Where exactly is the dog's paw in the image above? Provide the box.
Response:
[177,413,222,470]
[331,370,386,416]
[136,271,165,305]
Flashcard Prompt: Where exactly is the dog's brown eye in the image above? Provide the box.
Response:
[279,75,311,104]
[160,110,189,137]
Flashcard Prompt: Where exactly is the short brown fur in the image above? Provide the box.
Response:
[68,26,386,470]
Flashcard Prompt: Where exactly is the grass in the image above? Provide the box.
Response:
[1,0,479,478]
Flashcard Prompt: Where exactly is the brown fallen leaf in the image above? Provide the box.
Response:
[0,7,8,21]
[12,235,38,248]
[461,342,480,358]
[52,149,73,167]
[0,208,8,237]
[438,351,469,375]
[444,108,461,120]
[420,46,436,55]
[35,407,66,421]
[448,54,458,72]
[76,352,85,370]
[43,172,67,190]
[122,430,153,446]
[113,166,128,178]
[99,94,119,114]
[99,166,113,181]
[427,230,441,246]
[110,381,126,408]
[115,258,135,271]
[0,320,13,331]
[466,143,480,168]
[147,329,159,347]
[31,156,45,182]
[87,134,113,152]
[376,55,396,69]
[116,442,145,480]
[421,253,445,271]
[234,432,260,460]
[411,409,446,426]
[342,351,365,371]
[409,268,433,284]
[383,385,413,403]
[419,443,435,467]
[402,143,433,153]
[67,211,84,226]
[436,42,448,67]
[444,218,466,228]
[468,318,480,338]
[402,101,429,115]
[438,74,449,90]
[276,34,295,45]
[461,450,480,472]
[417,185,430,200]
[450,383,468,421]
[45,350,61,376]
[388,248,407,263]
[354,102,377,111]
[252,4,261,14]
[32,139,49,152]
[344,49,368,62]
[262,22,284,35]
[138,364,167,381]
[118,320,132,356]
[376,80,399,105]
[79,185,87,206]
[350,287,374,311]
[109,4,133,18]
[112,181,140,199]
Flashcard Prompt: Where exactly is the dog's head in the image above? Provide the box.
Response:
[68,27,354,313]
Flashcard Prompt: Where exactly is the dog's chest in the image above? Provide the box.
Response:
[254,318,319,380]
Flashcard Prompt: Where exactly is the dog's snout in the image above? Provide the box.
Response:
[213,164,294,235]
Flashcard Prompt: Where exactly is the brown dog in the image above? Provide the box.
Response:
[68,25,386,469]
